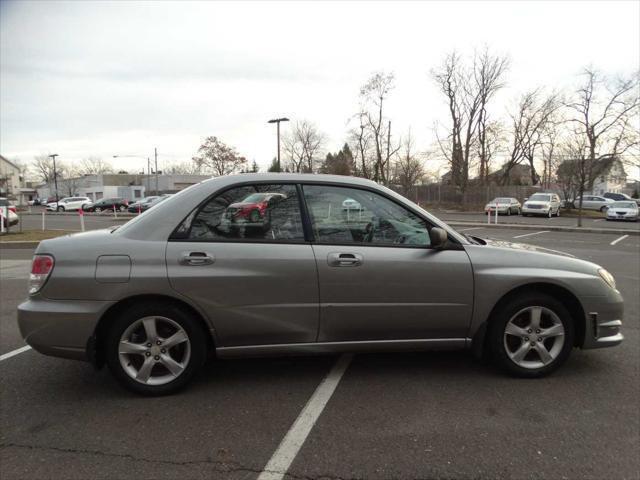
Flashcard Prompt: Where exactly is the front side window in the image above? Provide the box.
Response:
[303,185,430,246]
[176,184,305,242]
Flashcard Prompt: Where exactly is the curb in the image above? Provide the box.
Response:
[447,221,639,235]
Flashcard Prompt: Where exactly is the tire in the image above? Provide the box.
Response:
[556,208,560,217]
[600,206,607,213]
[487,292,575,378]
[119,205,127,212]
[57,206,65,212]
[249,209,261,223]
[105,302,208,396]
[507,208,511,216]
[95,207,102,213]
[548,209,552,218]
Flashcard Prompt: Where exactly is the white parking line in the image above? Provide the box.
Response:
[513,231,549,239]
[593,219,605,222]
[458,227,485,232]
[610,234,629,246]
[0,345,31,362]
[258,354,353,480]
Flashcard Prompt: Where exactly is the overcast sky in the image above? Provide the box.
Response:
[1,0,639,175]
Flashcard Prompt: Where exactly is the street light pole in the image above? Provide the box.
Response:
[49,154,59,203]
[268,117,289,172]
[154,147,159,195]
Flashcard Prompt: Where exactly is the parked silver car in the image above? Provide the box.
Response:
[484,197,521,216]
[521,193,561,217]
[571,195,615,212]
[18,174,624,395]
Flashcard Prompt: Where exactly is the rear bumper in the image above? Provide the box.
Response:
[579,290,624,349]
[17,296,114,361]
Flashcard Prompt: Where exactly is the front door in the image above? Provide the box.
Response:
[167,183,319,347]
[302,184,474,342]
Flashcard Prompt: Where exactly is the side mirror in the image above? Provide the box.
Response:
[429,227,448,249]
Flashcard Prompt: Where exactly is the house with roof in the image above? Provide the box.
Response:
[0,154,37,205]
[591,157,627,195]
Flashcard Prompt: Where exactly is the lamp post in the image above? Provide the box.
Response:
[49,154,59,203]
[268,117,289,172]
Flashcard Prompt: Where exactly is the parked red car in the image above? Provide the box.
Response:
[225,192,286,223]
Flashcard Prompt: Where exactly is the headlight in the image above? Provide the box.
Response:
[598,268,616,290]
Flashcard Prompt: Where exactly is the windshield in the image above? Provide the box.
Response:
[529,194,551,202]
[610,201,637,209]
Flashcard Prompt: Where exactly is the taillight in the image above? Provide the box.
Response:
[29,255,54,295]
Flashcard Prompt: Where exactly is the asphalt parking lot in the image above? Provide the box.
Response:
[1,227,638,479]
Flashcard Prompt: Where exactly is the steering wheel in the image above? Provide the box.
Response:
[364,217,379,243]
[394,234,407,244]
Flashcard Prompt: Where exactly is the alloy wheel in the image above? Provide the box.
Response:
[503,306,565,369]
[118,316,191,386]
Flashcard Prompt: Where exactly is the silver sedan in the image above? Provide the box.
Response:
[18,174,624,395]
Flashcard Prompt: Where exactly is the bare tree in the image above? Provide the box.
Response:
[359,72,400,184]
[164,161,204,175]
[432,49,508,191]
[393,130,425,194]
[78,157,114,175]
[567,68,639,226]
[348,112,374,179]
[192,136,247,176]
[500,89,561,185]
[33,155,62,184]
[282,120,325,173]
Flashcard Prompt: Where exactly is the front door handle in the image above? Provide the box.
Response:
[181,252,215,266]
[327,252,363,267]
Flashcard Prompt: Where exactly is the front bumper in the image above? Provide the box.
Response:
[579,289,624,349]
[522,206,550,215]
[18,296,114,361]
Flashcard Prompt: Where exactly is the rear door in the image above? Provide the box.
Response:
[302,184,474,343]
[166,183,319,347]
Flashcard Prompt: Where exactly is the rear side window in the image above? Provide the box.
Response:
[302,185,430,246]
[175,184,305,242]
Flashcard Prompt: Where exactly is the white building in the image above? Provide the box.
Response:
[37,173,211,202]
[591,157,627,195]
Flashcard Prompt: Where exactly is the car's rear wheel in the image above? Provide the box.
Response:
[105,303,207,395]
[488,293,574,378]
[119,205,127,212]
[600,206,608,213]
[57,206,65,212]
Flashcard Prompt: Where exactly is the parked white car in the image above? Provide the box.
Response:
[484,197,521,216]
[46,197,93,212]
[605,201,639,222]
[521,193,561,218]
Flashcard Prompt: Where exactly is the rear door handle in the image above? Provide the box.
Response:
[181,251,215,266]
[327,252,363,267]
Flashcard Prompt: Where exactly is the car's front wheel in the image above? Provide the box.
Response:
[57,206,65,212]
[119,205,127,212]
[488,293,574,378]
[105,303,207,395]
